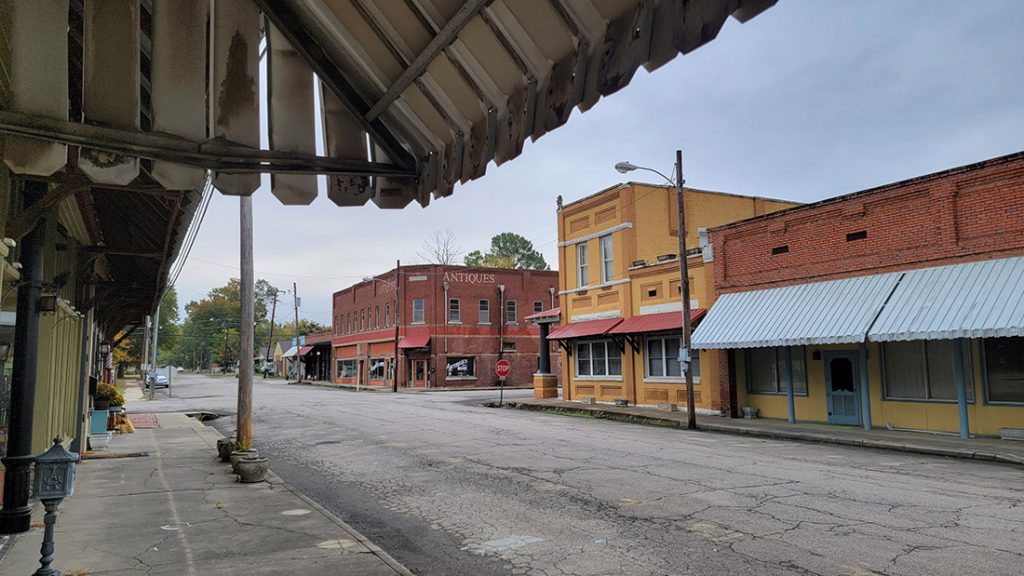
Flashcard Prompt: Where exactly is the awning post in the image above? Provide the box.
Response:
[954,339,969,439]
[859,342,872,431]
[538,322,551,374]
[785,346,795,424]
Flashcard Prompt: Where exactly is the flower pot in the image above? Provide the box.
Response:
[229,449,257,473]
[217,438,236,462]
[236,456,269,483]
[742,406,759,419]
[93,398,110,410]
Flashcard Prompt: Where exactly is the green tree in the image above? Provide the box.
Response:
[464,232,549,270]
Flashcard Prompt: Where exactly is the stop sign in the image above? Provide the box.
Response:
[495,359,512,379]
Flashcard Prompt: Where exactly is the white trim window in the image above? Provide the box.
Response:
[448,298,461,323]
[445,356,475,378]
[412,298,425,324]
[479,299,490,324]
[575,340,621,377]
[533,301,544,314]
[506,299,517,324]
[577,243,589,287]
[600,234,613,283]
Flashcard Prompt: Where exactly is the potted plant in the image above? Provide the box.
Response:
[94,383,124,410]
[229,448,258,473]
[217,438,237,462]
[236,456,269,483]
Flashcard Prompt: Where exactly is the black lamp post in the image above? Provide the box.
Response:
[32,438,79,576]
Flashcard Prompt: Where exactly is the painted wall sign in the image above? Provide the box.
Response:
[442,271,496,285]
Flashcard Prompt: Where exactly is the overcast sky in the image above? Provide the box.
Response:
[173,0,1024,326]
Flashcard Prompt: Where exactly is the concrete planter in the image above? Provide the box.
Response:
[217,438,236,462]
[229,449,257,473]
[236,456,269,483]
[742,406,759,419]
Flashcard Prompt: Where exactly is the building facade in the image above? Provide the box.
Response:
[552,183,798,409]
[693,151,1024,436]
[331,265,559,389]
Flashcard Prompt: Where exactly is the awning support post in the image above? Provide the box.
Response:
[859,342,872,431]
[538,322,551,374]
[954,339,969,439]
[785,346,796,424]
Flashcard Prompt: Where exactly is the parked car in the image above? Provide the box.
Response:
[146,373,169,389]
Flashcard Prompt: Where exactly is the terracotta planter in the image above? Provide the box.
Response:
[236,456,269,483]
[217,438,236,462]
[93,398,111,410]
[229,449,257,473]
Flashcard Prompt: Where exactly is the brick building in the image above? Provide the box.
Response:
[551,182,798,408]
[331,265,559,389]
[693,151,1024,437]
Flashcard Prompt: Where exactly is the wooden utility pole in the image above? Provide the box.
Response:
[293,282,302,383]
[238,195,254,449]
[263,292,278,379]
[675,149,697,430]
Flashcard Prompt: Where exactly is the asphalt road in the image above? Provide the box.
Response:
[130,373,1024,576]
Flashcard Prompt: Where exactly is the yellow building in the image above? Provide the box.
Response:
[551,183,797,409]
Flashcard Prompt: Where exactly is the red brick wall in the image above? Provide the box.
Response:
[711,152,1024,292]
[331,265,560,387]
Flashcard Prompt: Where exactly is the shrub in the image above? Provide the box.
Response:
[96,383,125,406]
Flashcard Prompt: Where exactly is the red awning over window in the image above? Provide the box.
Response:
[547,318,623,340]
[608,309,706,335]
[297,346,314,356]
[398,328,431,349]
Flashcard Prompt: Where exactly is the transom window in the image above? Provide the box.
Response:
[412,298,425,324]
[747,347,808,395]
[575,340,622,377]
[600,234,613,283]
[446,356,475,377]
[883,340,974,402]
[448,298,461,323]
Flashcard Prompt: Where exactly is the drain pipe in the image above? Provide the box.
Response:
[442,281,449,354]
[498,284,506,358]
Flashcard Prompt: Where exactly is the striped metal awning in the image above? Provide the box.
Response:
[0,0,776,207]
[692,273,903,349]
[869,256,1024,342]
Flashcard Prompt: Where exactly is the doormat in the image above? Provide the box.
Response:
[129,413,159,429]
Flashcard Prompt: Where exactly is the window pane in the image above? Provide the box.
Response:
[577,244,588,287]
[412,299,424,323]
[791,348,807,394]
[926,340,973,400]
[577,343,591,376]
[748,348,777,393]
[446,357,474,377]
[479,300,490,324]
[506,300,517,323]
[985,337,1024,403]
[369,358,386,379]
[592,342,608,376]
[647,338,663,376]
[665,337,681,377]
[534,301,543,313]
[600,235,613,282]
[448,299,460,323]
[690,350,701,380]
[608,345,621,376]
[884,341,926,399]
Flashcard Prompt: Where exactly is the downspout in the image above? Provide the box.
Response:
[549,286,555,311]
[498,284,506,359]
[442,281,449,354]
[392,260,400,392]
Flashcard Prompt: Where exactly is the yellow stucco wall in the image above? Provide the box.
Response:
[737,342,1024,437]
[558,184,799,409]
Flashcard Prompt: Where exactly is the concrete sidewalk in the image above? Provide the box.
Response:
[0,413,412,575]
[508,398,1024,466]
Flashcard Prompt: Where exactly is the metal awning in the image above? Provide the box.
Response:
[398,329,432,349]
[692,273,902,349]
[281,346,299,358]
[548,318,623,340]
[525,307,560,322]
[869,256,1024,342]
[608,309,705,335]
[297,345,315,356]
[1,0,776,207]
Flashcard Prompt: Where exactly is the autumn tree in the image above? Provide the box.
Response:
[464,232,549,270]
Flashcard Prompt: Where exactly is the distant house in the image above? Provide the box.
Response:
[273,339,293,378]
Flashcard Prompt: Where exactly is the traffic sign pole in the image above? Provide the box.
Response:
[495,360,512,406]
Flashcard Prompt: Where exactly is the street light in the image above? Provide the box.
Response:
[615,150,697,430]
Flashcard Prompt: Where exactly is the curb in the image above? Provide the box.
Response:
[507,402,1024,467]
[199,417,415,576]
[290,380,532,393]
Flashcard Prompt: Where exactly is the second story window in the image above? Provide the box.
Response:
[479,299,490,324]
[448,298,461,323]
[533,301,544,314]
[506,299,517,324]
[385,303,390,327]
[600,234,613,283]
[375,305,380,329]
[577,243,588,287]
[412,298,425,324]
[361,309,366,331]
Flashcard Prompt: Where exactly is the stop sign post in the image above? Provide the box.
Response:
[495,359,512,406]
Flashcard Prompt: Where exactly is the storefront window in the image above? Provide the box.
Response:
[575,340,621,377]
[369,358,386,380]
[747,347,807,395]
[336,359,357,379]
[882,340,973,402]
[645,336,682,379]
[984,337,1024,404]
[412,298,425,323]
[446,357,475,377]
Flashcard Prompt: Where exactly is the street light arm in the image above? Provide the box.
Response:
[615,162,678,188]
